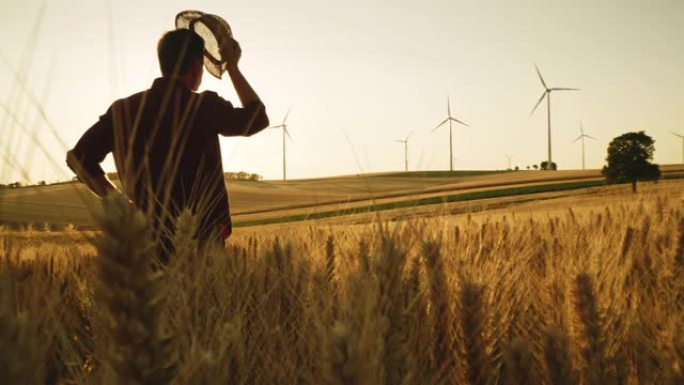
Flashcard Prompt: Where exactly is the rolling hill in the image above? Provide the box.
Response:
[1,165,682,229]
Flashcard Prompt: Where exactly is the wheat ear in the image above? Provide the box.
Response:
[574,273,610,385]
[95,193,175,385]
[460,277,491,385]
[543,326,578,385]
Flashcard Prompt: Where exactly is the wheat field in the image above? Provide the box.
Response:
[1,185,683,385]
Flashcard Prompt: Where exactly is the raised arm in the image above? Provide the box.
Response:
[66,107,117,198]
[220,39,269,135]
[224,39,262,107]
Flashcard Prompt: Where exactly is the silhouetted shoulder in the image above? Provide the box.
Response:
[109,90,152,124]
[199,91,234,110]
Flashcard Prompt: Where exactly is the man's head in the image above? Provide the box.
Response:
[157,29,204,90]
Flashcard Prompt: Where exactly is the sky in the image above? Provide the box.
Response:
[0,0,683,183]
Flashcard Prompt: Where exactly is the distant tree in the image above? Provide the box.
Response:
[225,171,263,181]
[602,131,660,193]
[540,161,557,170]
[9,182,21,188]
[514,166,520,171]
[526,165,530,170]
[532,164,539,170]
[37,180,47,186]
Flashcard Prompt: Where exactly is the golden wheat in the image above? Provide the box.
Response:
[0,189,682,384]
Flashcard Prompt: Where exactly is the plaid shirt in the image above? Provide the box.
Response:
[67,77,268,240]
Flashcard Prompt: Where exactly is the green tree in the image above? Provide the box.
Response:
[540,161,557,170]
[602,131,660,193]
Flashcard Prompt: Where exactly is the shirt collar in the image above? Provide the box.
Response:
[151,76,192,93]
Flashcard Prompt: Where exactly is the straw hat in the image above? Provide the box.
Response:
[175,10,238,79]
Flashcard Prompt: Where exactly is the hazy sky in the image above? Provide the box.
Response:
[1,0,682,183]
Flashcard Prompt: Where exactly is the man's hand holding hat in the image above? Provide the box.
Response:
[221,38,242,67]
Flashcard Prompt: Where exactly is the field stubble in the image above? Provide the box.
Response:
[0,189,683,385]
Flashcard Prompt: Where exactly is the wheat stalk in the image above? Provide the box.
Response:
[424,241,453,379]
[574,273,611,385]
[503,337,537,385]
[459,277,491,385]
[0,270,46,385]
[95,193,175,385]
[543,326,577,385]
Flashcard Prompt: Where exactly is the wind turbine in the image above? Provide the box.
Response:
[572,122,596,170]
[395,133,411,172]
[530,64,579,169]
[270,108,292,180]
[432,95,469,172]
[671,132,684,164]
[505,154,513,170]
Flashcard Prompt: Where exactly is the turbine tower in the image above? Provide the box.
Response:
[270,108,292,180]
[671,132,684,164]
[505,154,513,170]
[432,95,469,172]
[573,122,596,170]
[395,133,411,172]
[530,64,579,169]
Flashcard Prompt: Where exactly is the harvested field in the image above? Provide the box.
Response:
[1,164,682,229]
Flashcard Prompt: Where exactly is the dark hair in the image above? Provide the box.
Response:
[157,29,204,76]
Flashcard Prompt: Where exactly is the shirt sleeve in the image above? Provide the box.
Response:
[200,91,270,137]
[66,106,114,178]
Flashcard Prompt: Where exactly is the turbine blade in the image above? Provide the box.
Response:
[550,87,579,91]
[586,135,597,140]
[572,136,582,143]
[282,108,291,124]
[534,63,547,89]
[529,91,547,116]
[447,95,451,117]
[670,131,684,138]
[270,125,285,129]
[431,118,449,132]
[450,117,469,127]
[284,127,293,141]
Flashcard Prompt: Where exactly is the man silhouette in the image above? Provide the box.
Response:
[66,28,269,261]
